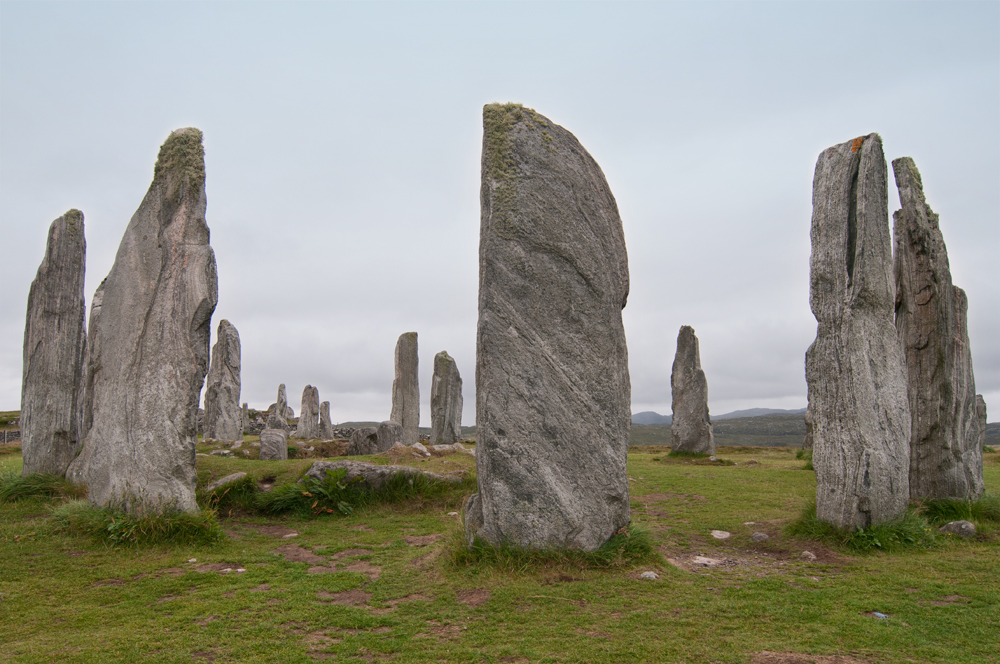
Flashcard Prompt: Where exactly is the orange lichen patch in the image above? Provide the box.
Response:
[851,137,865,153]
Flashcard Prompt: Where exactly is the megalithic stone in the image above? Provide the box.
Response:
[805,133,910,529]
[975,396,987,452]
[429,351,463,445]
[66,128,218,512]
[670,326,714,455]
[21,209,87,476]
[390,332,419,445]
[294,385,320,439]
[242,403,249,429]
[465,103,631,551]
[267,384,290,430]
[319,401,334,439]
[80,278,106,440]
[892,157,984,501]
[203,320,243,442]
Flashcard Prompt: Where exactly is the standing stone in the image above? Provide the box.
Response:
[80,279,106,440]
[805,134,910,530]
[377,420,404,451]
[267,384,290,430]
[319,401,334,439]
[294,385,320,439]
[21,209,87,476]
[429,351,463,445]
[892,157,984,501]
[66,128,218,512]
[465,103,631,551]
[670,326,714,455]
[242,402,249,430]
[203,320,243,442]
[976,396,988,451]
[259,429,288,461]
[347,426,379,456]
[390,332,419,445]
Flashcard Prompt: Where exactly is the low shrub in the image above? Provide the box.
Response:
[787,502,937,553]
[196,474,260,514]
[50,500,225,546]
[917,494,1000,525]
[0,471,86,502]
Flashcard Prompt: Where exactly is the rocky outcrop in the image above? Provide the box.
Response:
[319,401,334,439]
[346,426,379,456]
[805,134,910,529]
[203,320,242,442]
[465,103,631,551]
[390,332,419,445]
[20,209,88,476]
[80,279,106,440]
[66,128,218,512]
[670,326,714,455]
[429,351,463,445]
[294,385,320,439]
[892,157,984,501]
[301,460,465,491]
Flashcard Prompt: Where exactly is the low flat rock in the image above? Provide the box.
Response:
[938,520,976,539]
[204,472,248,493]
[300,460,465,491]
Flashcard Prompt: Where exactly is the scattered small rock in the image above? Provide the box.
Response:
[640,571,659,580]
[750,532,769,542]
[188,558,197,563]
[710,530,731,540]
[938,520,976,538]
[800,551,817,560]
[691,556,723,567]
[447,512,458,516]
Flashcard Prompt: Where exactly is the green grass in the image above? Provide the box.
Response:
[786,503,938,553]
[917,494,1000,525]
[50,500,225,547]
[0,471,86,502]
[1,444,997,663]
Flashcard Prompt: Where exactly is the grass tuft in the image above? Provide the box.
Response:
[0,471,87,502]
[452,524,658,572]
[787,502,937,553]
[917,494,1000,525]
[795,448,814,470]
[667,450,710,459]
[196,474,260,514]
[50,500,225,546]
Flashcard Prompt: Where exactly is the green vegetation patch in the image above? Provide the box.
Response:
[787,502,938,553]
[0,471,86,502]
[153,127,205,194]
[50,499,224,547]
[917,494,1000,525]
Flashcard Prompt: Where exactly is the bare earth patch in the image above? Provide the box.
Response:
[751,653,871,664]
[272,544,326,564]
[316,589,371,606]
[194,562,242,573]
[370,593,433,614]
[343,560,382,580]
[242,523,299,538]
[404,534,443,546]
[331,548,373,560]
[456,588,491,607]
[410,547,443,569]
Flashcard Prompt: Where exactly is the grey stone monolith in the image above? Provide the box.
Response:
[347,426,379,456]
[429,351,463,445]
[65,128,218,512]
[259,428,288,461]
[892,157,984,501]
[203,320,243,442]
[377,420,404,451]
[20,209,87,476]
[242,403,249,430]
[294,385,320,439]
[390,332,419,445]
[670,326,714,455]
[805,133,910,530]
[976,396,987,451]
[267,384,290,430]
[465,103,631,551]
[80,279,105,440]
[319,401,334,439]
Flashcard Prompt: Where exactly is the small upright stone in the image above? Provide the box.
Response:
[294,385,320,439]
[670,326,714,455]
[893,157,984,501]
[319,401,334,439]
[259,429,288,461]
[429,351,463,445]
[80,279,106,440]
[347,427,379,456]
[21,209,87,476]
[66,129,218,512]
[805,134,910,529]
[466,104,631,551]
[377,420,404,450]
[390,332,419,445]
[203,320,243,443]
[976,396,988,451]
[267,384,290,430]
[242,403,249,430]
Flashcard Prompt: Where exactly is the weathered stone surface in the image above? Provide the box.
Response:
[21,209,88,476]
[203,320,242,443]
[204,472,247,493]
[390,332,419,445]
[294,385,320,439]
[80,279,105,440]
[259,428,288,461]
[347,427,379,456]
[938,520,976,539]
[412,442,431,457]
[267,384,290,430]
[805,134,910,529]
[242,402,249,429]
[466,103,631,551]
[976,396,987,451]
[429,351,463,445]
[66,129,218,512]
[377,420,404,451]
[892,157,984,501]
[301,460,464,491]
[319,401,334,439]
[670,326,714,455]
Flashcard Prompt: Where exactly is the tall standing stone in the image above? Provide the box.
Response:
[319,401,334,439]
[976,396,988,451]
[203,320,243,442]
[21,209,87,476]
[80,279,106,440]
[390,332,419,445]
[294,385,320,439]
[465,103,631,551]
[66,128,218,512]
[670,326,714,455]
[267,384,290,430]
[805,134,910,529]
[892,157,984,501]
[429,351,463,445]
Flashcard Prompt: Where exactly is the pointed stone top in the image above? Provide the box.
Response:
[891,157,934,226]
[153,127,205,192]
[61,209,84,229]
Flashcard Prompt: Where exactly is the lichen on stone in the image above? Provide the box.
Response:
[153,128,206,194]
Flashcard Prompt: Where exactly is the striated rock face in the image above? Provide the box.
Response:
[80,279,106,440]
[429,351,463,445]
[319,401,334,439]
[670,326,714,455]
[21,209,88,476]
[377,420,404,450]
[347,426,379,456]
[294,385,320,439]
[805,134,910,529]
[66,129,218,512]
[892,157,984,501]
[390,332,419,445]
[975,396,987,451]
[203,320,242,442]
[466,103,631,551]
[267,384,290,431]
[259,429,288,461]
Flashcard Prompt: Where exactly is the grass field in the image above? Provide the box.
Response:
[1,442,998,663]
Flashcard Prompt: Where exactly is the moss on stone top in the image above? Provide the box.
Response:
[153,128,205,193]
[63,209,84,233]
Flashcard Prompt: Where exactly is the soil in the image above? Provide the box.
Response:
[315,589,371,606]
[271,544,326,564]
[456,588,490,607]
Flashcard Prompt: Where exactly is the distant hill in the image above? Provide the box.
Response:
[631,407,806,425]
[631,411,671,425]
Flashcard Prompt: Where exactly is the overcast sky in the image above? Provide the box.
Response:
[1,1,997,426]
